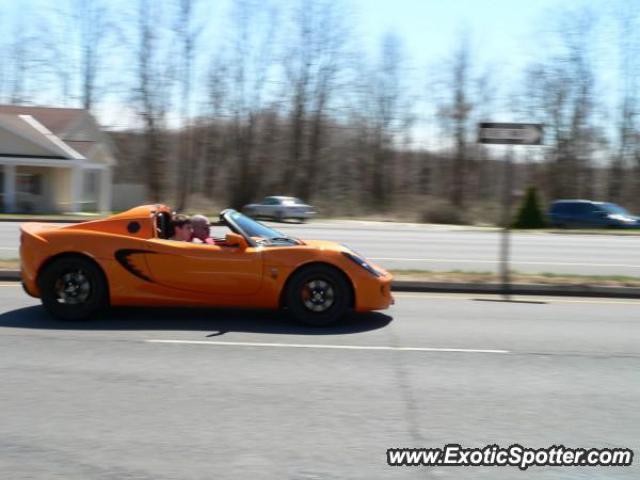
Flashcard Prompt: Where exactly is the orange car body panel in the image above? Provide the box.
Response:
[20,205,393,312]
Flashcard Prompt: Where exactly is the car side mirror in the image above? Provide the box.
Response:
[225,232,248,249]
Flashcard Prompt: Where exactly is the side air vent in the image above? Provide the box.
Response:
[114,249,155,282]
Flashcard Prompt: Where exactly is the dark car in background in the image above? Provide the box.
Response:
[242,196,316,222]
[548,200,640,228]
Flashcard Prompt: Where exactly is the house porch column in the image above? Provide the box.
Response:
[3,164,16,213]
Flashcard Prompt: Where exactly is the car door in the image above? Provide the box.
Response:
[576,204,601,228]
[142,239,263,295]
[259,197,278,218]
[564,203,583,227]
[551,203,573,227]
[587,206,608,227]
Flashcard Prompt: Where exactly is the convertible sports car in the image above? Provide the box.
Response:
[20,205,393,325]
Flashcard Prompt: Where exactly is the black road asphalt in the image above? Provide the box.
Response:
[2,220,639,276]
[1,284,639,479]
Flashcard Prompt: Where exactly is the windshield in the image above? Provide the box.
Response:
[600,203,631,215]
[227,211,288,240]
[282,197,304,205]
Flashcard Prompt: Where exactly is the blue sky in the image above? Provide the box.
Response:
[1,0,617,85]
[1,0,627,146]
[350,0,617,95]
[7,0,609,85]
[353,0,564,70]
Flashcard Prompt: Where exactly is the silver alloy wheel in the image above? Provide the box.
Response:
[54,270,91,305]
[301,279,335,312]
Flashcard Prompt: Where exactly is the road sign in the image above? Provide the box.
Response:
[478,122,543,145]
[477,121,544,300]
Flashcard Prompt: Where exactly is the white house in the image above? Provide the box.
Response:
[0,105,116,213]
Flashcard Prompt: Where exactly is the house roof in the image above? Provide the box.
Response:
[0,105,85,136]
[0,105,118,165]
[64,140,96,157]
[0,113,83,159]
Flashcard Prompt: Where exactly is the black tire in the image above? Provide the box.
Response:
[284,264,352,326]
[37,256,109,321]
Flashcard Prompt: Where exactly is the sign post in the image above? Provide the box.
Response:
[478,122,543,299]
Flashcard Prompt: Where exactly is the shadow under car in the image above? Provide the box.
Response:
[0,305,393,336]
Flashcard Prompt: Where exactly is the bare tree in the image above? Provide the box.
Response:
[0,12,6,98]
[76,0,110,110]
[609,3,640,203]
[214,0,277,209]
[174,0,203,211]
[202,58,228,194]
[437,35,473,208]
[365,32,411,208]
[37,0,112,108]
[47,12,74,104]
[282,0,351,200]
[522,8,601,199]
[0,5,65,105]
[6,13,37,104]
[132,0,175,202]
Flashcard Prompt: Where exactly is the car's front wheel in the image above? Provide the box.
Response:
[284,265,352,326]
[37,255,109,320]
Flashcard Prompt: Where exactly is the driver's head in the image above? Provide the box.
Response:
[171,214,193,241]
[190,214,211,241]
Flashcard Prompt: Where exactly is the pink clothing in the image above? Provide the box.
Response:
[190,234,216,245]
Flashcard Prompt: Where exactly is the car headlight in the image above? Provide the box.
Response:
[608,214,635,223]
[342,251,381,277]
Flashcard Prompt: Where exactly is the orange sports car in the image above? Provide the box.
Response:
[20,205,393,325]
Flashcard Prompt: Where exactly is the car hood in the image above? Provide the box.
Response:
[608,214,640,223]
[280,204,313,209]
[265,238,388,274]
[300,239,348,251]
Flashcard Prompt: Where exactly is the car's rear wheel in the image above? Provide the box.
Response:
[38,256,108,320]
[284,265,352,326]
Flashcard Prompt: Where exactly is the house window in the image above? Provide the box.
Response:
[17,173,42,195]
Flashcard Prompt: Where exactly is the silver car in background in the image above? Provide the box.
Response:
[242,196,316,222]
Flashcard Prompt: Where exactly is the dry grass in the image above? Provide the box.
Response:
[0,259,19,270]
[391,269,640,287]
[1,257,636,288]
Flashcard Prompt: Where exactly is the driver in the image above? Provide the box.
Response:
[170,214,193,241]
[190,214,216,245]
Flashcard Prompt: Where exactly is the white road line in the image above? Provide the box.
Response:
[371,257,640,268]
[145,339,509,354]
[393,292,640,305]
